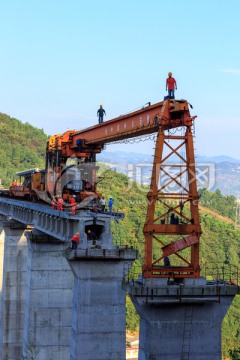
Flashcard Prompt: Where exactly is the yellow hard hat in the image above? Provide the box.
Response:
[168,72,172,76]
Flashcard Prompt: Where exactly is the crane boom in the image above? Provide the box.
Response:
[47,99,194,156]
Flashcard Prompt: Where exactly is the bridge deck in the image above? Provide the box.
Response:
[0,197,124,242]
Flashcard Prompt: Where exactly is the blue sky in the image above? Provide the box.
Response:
[0,0,240,158]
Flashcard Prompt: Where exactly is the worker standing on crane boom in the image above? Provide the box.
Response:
[166,72,177,99]
[97,104,106,124]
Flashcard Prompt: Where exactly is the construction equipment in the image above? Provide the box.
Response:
[8,99,201,278]
[45,98,201,278]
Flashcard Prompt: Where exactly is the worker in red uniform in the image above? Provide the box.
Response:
[51,196,58,210]
[166,72,177,99]
[57,196,64,211]
[71,195,76,215]
[71,232,80,249]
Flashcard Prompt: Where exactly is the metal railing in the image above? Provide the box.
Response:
[202,263,239,287]
[123,263,240,290]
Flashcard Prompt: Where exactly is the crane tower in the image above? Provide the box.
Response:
[143,111,201,278]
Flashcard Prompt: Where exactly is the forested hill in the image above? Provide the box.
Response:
[0,112,48,186]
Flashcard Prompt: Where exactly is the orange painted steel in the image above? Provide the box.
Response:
[47,99,194,156]
[46,99,200,278]
[161,234,199,257]
[142,121,201,278]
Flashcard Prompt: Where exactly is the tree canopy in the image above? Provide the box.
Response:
[0,112,48,187]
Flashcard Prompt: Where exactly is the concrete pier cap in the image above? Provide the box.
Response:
[141,276,207,287]
[78,211,114,249]
[65,211,134,262]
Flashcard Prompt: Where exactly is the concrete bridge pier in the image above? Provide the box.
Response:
[67,253,136,360]
[134,298,234,360]
[22,231,73,360]
[125,278,239,360]
[0,219,28,360]
[0,215,6,312]
[65,213,137,360]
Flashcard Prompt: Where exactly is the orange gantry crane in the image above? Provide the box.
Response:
[47,99,201,278]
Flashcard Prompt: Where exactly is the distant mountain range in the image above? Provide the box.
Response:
[195,154,240,164]
[98,151,240,198]
[98,151,240,164]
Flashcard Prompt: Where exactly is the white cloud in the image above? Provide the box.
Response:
[219,67,240,75]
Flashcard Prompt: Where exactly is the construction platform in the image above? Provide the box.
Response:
[123,277,239,304]
[65,247,137,261]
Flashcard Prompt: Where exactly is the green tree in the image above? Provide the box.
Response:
[0,112,48,187]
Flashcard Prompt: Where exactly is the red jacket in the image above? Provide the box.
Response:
[72,234,80,243]
[166,77,176,90]
[58,198,64,211]
[71,198,76,206]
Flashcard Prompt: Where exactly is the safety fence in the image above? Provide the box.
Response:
[123,263,240,290]
[202,263,239,288]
